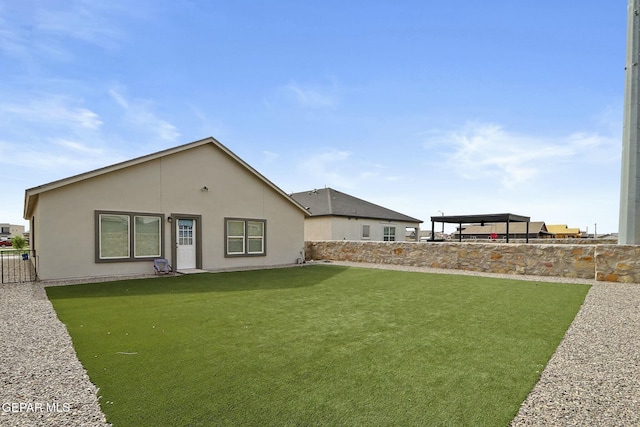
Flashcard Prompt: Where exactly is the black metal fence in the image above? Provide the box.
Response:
[1,250,37,284]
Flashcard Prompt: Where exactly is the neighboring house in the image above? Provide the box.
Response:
[0,223,25,239]
[417,230,450,241]
[23,137,309,281]
[290,188,422,241]
[594,233,618,240]
[456,221,550,240]
[546,224,582,238]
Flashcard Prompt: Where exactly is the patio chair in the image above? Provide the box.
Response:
[153,258,172,275]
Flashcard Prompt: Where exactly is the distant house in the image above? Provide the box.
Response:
[290,188,422,241]
[546,224,582,238]
[0,223,25,239]
[23,137,309,281]
[594,233,618,240]
[456,221,550,240]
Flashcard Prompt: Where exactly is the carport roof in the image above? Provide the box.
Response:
[430,213,530,224]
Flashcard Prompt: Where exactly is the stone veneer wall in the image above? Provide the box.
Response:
[455,238,616,245]
[594,245,640,283]
[305,241,640,283]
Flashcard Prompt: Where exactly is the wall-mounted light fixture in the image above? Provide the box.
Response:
[167,216,172,223]
[201,186,209,192]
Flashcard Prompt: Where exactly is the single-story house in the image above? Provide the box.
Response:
[0,223,25,239]
[454,221,550,240]
[290,188,422,241]
[546,224,582,238]
[23,137,309,281]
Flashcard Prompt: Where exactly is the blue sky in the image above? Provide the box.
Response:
[1,1,625,233]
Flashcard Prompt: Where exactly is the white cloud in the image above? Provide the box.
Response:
[298,149,405,190]
[54,138,105,155]
[426,122,618,189]
[300,149,354,188]
[109,89,129,109]
[0,0,136,64]
[0,16,24,56]
[565,131,620,163]
[188,104,228,139]
[0,138,119,175]
[148,117,180,142]
[267,80,340,111]
[0,95,103,130]
[285,82,337,108]
[35,8,121,49]
[109,88,180,142]
[262,150,279,163]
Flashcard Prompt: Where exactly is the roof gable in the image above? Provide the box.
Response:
[290,188,422,223]
[546,224,581,234]
[24,137,309,218]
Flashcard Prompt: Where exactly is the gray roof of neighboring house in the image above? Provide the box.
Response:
[290,188,423,223]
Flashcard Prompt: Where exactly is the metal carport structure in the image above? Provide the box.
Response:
[429,213,531,243]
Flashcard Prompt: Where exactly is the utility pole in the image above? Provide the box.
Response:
[620,0,640,244]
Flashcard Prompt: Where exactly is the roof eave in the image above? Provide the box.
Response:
[23,192,37,220]
[308,213,422,223]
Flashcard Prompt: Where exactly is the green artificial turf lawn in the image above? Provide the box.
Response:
[46,265,590,426]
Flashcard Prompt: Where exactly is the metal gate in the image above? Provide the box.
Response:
[1,250,37,284]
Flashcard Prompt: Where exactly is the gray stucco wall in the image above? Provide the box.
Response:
[31,144,305,280]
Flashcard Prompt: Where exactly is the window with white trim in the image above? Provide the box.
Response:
[96,211,163,262]
[247,221,265,254]
[383,226,396,241]
[99,213,130,259]
[226,220,245,255]
[178,219,194,246]
[134,216,161,258]
[225,218,266,257]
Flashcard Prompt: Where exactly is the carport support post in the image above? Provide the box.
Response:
[506,221,510,243]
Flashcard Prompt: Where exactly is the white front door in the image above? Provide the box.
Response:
[176,219,196,269]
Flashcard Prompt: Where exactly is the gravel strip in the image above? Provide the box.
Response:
[0,282,110,427]
[510,281,640,426]
[328,261,640,426]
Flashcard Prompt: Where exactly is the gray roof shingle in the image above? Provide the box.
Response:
[291,188,422,223]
